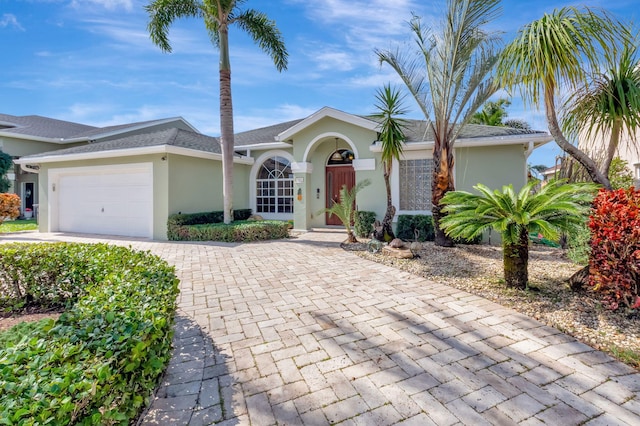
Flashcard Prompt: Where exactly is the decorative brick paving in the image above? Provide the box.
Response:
[3,230,640,425]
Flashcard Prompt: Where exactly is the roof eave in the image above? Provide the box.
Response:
[15,145,254,165]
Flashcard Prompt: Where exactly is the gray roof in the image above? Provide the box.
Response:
[233,119,303,146]
[0,113,97,139]
[0,113,185,140]
[28,128,221,158]
[230,116,545,147]
[390,119,544,142]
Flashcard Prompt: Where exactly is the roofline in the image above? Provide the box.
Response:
[235,142,292,150]
[369,133,553,152]
[276,107,378,142]
[15,145,254,165]
[0,117,199,144]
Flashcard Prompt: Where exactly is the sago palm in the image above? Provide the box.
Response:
[497,6,629,189]
[376,0,503,247]
[322,179,371,243]
[369,84,408,241]
[146,0,288,223]
[439,180,597,289]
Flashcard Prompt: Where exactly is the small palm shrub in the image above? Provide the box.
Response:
[440,180,596,289]
[321,179,371,243]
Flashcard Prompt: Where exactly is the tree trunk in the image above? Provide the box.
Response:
[375,171,396,241]
[374,204,396,241]
[219,24,235,224]
[432,143,455,247]
[346,230,358,244]
[503,228,529,289]
[544,87,611,189]
[569,265,590,291]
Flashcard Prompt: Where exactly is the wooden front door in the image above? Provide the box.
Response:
[325,165,355,225]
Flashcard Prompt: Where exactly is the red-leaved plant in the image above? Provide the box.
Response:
[589,187,640,310]
[0,193,20,226]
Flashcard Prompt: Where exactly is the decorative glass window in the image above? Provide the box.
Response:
[256,156,294,214]
[399,159,433,211]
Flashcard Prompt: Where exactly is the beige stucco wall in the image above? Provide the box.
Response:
[455,144,528,192]
[0,137,84,157]
[284,116,385,229]
[167,154,250,215]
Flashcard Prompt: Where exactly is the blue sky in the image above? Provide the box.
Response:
[1,0,637,167]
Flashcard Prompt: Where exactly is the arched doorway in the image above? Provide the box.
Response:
[325,148,355,225]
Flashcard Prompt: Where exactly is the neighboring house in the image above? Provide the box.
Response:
[0,113,198,217]
[14,107,553,240]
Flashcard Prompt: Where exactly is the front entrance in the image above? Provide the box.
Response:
[325,165,355,225]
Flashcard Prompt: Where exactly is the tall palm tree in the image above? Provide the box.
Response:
[562,42,640,181]
[440,180,597,289]
[497,6,629,190]
[376,0,503,247]
[369,84,408,241]
[146,0,288,223]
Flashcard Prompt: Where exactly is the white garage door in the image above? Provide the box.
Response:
[56,164,153,238]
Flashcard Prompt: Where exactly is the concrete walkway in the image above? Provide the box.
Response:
[3,230,640,425]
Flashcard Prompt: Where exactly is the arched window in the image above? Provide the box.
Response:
[256,156,293,214]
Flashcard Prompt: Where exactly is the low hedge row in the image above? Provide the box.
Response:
[0,243,179,424]
[167,209,252,240]
[169,220,290,242]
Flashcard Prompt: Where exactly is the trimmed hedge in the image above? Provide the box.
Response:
[0,243,179,424]
[167,209,252,240]
[396,214,435,242]
[355,211,377,238]
[169,220,290,242]
[396,214,481,244]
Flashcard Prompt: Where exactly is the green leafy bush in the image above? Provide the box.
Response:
[167,209,252,240]
[355,211,377,238]
[567,221,591,265]
[170,220,289,242]
[396,214,435,241]
[0,243,179,424]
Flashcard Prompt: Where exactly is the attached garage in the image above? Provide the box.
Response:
[50,163,154,238]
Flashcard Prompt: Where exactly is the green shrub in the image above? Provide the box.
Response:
[567,221,591,265]
[0,243,179,424]
[396,214,435,241]
[170,220,289,242]
[167,209,252,240]
[354,211,377,238]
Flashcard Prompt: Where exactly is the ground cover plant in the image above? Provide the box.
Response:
[0,219,37,233]
[0,243,179,424]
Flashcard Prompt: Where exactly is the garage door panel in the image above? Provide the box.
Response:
[56,166,153,238]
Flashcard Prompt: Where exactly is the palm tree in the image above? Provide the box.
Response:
[376,0,503,247]
[497,6,630,190]
[369,84,408,241]
[439,180,597,289]
[562,42,640,181]
[322,179,371,243]
[470,99,511,126]
[146,0,288,223]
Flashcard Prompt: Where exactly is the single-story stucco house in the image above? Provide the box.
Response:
[8,107,553,240]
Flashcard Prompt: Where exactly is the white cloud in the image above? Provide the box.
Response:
[0,14,25,31]
[70,0,134,12]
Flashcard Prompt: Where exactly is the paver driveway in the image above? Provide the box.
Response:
[3,230,640,425]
